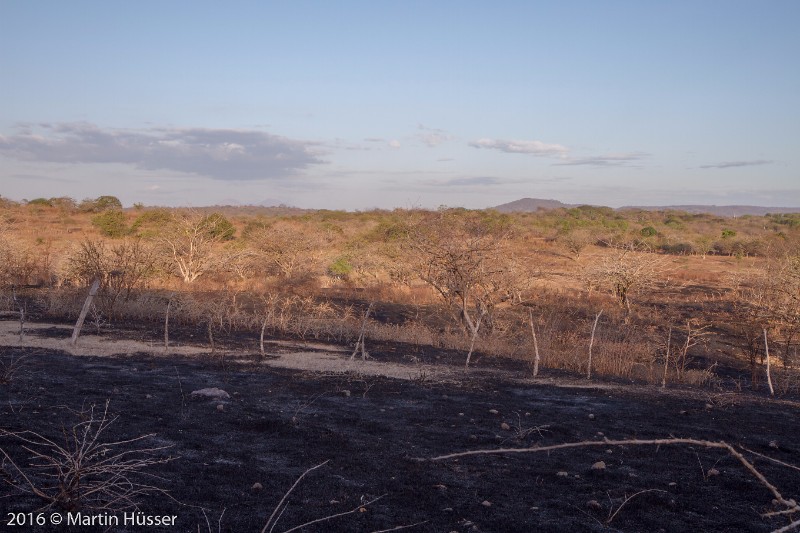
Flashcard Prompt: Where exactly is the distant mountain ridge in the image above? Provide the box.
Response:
[493,198,800,217]
[492,198,577,212]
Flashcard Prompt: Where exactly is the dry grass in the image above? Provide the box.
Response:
[3,202,798,386]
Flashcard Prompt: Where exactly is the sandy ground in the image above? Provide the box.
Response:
[0,319,467,383]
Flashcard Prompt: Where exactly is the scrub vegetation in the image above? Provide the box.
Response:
[1,195,800,531]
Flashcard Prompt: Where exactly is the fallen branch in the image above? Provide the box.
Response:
[425,437,800,526]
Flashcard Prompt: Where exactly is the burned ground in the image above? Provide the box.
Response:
[1,322,800,533]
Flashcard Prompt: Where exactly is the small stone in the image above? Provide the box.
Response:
[705,403,713,409]
[591,461,606,471]
[557,471,569,477]
[680,410,688,415]
[669,482,678,488]
[587,500,602,512]
[251,482,263,491]
[606,449,613,454]
[216,404,224,411]
[588,413,595,420]
[769,441,779,449]
[341,389,351,397]
[596,432,604,437]
[489,409,499,415]
[481,500,492,507]
[443,508,453,512]
[500,422,511,431]
[459,412,465,416]
[525,412,531,417]
[707,468,720,477]
[146,394,152,399]
[330,500,339,504]
[190,387,231,400]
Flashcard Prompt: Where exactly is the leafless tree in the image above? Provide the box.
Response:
[63,239,157,319]
[247,220,326,279]
[737,253,800,373]
[161,210,231,283]
[407,210,533,367]
[583,244,669,320]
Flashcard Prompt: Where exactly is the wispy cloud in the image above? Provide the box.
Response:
[416,124,454,148]
[469,138,568,157]
[0,122,326,180]
[555,152,649,167]
[442,176,504,186]
[9,173,74,183]
[699,159,773,169]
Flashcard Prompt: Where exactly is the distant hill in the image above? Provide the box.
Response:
[492,198,578,212]
[493,198,800,217]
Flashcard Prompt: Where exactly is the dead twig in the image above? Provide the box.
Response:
[606,489,668,524]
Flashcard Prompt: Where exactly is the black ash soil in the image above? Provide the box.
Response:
[1,332,800,532]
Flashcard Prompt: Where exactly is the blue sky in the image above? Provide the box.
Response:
[1,1,798,209]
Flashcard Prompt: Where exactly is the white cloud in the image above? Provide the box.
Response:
[388,139,401,148]
[0,122,326,181]
[469,138,568,157]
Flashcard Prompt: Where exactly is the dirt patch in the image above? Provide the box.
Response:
[1,321,799,532]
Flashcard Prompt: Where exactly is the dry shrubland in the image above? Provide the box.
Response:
[1,195,799,390]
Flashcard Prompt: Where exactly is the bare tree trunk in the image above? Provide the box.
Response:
[587,310,602,380]
[662,326,672,388]
[208,321,215,355]
[71,280,100,346]
[529,308,540,379]
[764,328,774,396]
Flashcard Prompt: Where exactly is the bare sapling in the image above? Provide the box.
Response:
[260,315,268,357]
[662,326,672,388]
[765,328,775,396]
[12,287,25,342]
[587,310,602,380]
[529,308,540,379]
[208,320,216,356]
[676,320,711,381]
[465,306,488,369]
[350,302,374,361]
[71,279,100,346]
[164,296,173,354]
